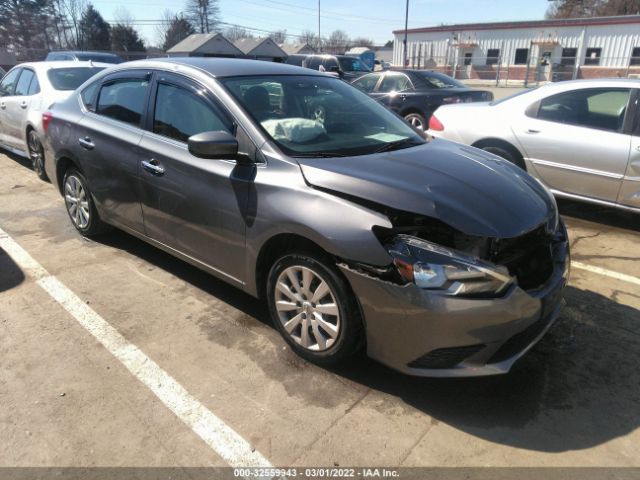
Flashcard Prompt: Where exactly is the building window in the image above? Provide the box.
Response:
[463,52,472,66]
[561,47,577,66]
[630,47,640,66]
[514,48,529,65]
[486,49,500,66]
[584,47,602,66]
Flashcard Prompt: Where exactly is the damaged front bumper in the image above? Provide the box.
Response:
[339,245,568,377]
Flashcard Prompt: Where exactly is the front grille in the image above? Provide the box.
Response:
[408,344,486,369]
[491,225,554,291]
[488,315,554,364]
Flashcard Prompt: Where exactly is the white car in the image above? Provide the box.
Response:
[428,79,640,213]
[0,61,108,179]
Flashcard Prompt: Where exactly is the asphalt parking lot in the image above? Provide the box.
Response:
[1,148,639,470]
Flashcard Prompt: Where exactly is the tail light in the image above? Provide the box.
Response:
[429,114,444,131]
[442,96,463,104]
[42,111,53,134]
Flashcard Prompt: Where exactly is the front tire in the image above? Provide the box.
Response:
[28,131,48,181]
[63,168,110,237]
[481,145,526,170]
[267,252,363,366]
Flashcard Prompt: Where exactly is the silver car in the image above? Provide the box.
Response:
[0,61,107,179]
[43,58,569,377]
[428,79,640,213]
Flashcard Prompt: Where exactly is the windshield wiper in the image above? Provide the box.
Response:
[372,138,423,154]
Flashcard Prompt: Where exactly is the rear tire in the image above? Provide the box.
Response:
[267,251,363,366]
[404,112,427,131]
[28,130,48,181]
[63,168,110,237]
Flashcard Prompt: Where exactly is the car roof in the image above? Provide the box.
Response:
[104,57,327,78]
[13,61,113,73]
[537,78,640,89]
[49,51,120,56]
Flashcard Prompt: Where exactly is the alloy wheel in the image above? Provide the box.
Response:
[64,175,90,229]
[28,132,45,175]
[274,265,341,352]
[404,113,425,130]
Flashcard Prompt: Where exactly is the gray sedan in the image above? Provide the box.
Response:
[43,58,569,377]
[428,79,640,213]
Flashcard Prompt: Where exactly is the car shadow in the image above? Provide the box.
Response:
[558,197,640,232]
[93,228,640,454]
[0,247,26,293]
[0,148,32,171]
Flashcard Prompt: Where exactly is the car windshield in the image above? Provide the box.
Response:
[337,57,371,72]
[47,67,106,90]
[221,75,425,158]
[416,72,465,89]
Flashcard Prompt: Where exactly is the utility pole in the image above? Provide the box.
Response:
[403,0,409,67]
[318,0,321,51]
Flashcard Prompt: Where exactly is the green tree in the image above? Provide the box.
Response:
[79,4,110,50]
[162,14,195,52]
[111,24,145,55]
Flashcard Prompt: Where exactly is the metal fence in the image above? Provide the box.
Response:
[402,54,640,86]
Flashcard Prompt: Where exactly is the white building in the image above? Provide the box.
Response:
[393,15,640,83]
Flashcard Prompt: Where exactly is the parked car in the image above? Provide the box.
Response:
[428,79,640,213]
[46,51,123,64]
[352,70,493,130]
[0,61,108,179]
[284,54,308,67]
[301,54,372,81]
[43,58,568,377]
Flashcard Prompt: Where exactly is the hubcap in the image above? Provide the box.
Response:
[274,265,340,352]
[28,133,44,172]
[405,114,424,130]
[64,175,90,229]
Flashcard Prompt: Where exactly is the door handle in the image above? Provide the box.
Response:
[141,159,165,176]
[20,102,27,109]
[78,137,95,150]
[0,103,5,110]
[636,145,640,152]
[526,129,540,134]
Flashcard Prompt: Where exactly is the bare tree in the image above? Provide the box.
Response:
[324,29,350,54]
[351,37,374,49]
[161,13,196,51]
[225,25,253,42]
[545,0,638,18]
[185,0,220,34]
[300,29,318,49]
[113,6,134,27]
[269,29,287,44]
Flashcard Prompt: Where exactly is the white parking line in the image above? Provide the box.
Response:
[0,226,272,470]
[572,261,640,287]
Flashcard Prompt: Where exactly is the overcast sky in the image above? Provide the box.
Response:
[89,0,552,46]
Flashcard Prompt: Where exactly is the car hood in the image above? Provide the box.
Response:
[296,139,555,238]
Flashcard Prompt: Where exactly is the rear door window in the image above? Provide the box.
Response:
[96,78,149,126]
[378,73,413,93]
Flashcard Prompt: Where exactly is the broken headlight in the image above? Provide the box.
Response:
[387,235,513,296]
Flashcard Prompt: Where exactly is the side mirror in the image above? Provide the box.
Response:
[188,131,238,159]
